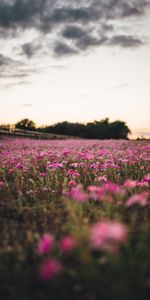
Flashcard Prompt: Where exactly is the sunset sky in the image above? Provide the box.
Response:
[0,0,150,138]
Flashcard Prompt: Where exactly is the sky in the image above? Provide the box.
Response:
[0,0,150,138]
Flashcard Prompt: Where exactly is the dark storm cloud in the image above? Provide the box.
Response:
[0,53,16,66]
[22,42,42,58]
[108,35,143,47]
[76,35,107,50]
[62,25,88,40]
[22,43,36,58]
[54,42,78,57]
[0,1,149,33]
[0,0,149,62]
[0,0,45,29]
[0,53,40,82]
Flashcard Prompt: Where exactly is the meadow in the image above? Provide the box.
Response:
[0,137,150,300]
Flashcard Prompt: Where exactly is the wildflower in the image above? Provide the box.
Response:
[95,176,107,182]
[39,172,46,177]
[142,173,150,183]
[59,236,77,253]
[8,168,14,174]
[16,163,23,169]
[37,233,54,255]
[123,180,138,188]
[40,259,62,281]
[0,181,4,188]
[72,172,80,178]
[68,180,77,187]
[90,220,127,250]
[70,186,88,202]
[126,192,149,207]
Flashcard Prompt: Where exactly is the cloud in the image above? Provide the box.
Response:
[0,53,42,87]
[76,35,107,50]
[22,41,42,58]
[108,35,143,47]
[0,0,149,78]
[53,42,78,57]
[0,53,17,67]
[62,25,88,39]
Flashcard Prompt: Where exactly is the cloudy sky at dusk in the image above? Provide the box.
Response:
[0,0,150,137]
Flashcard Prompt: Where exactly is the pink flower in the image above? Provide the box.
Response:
[39,172,46,177]
[95,176,107,182]
[8,168,14,174]
[70,186,88,202]
[142,173,150,183]
[72,172,80,178]
[124,180,138,188]
[59,236,77,253]
[90,220,127,250]
[68,180,77,187]
[137,182,148,187]
[126,192,149,207]
[0,181,5,188]
[37,234,54,255]
[40,259,62,280]
[16,163,23,169]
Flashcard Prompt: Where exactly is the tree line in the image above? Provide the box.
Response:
[12,118,131,139]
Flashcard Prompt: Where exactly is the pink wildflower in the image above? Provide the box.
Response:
[40,259,62,281]
[39,172,46,177]
[0,181,4,188]
[72,172,80,178]
[90,220,127,250]
[123,180,138,188]
[16,163,23,169]
[37,233,54,255]
[59,236,77,253]
[142,173,150,183]
[8,168,14,174]
[70,186,88,202]
[126,192,149,207]
[68,180,77,187]
[95,176,107,183]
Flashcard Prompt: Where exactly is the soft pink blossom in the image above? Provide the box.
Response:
[72,172,80,178]
[123,180,138,188]
[126,192,149,207]
[39,172,46,177]
[0,181,5,188]
[90,220,127,250]
[68,180,77,186]
[70,186,88,202]
[37,233,54,255]
[40,259,62,280]
[95,176,107,182]
[16,163,23,169]
[59,236,77,253]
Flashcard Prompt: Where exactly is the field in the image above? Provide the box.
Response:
[0,138,150,300]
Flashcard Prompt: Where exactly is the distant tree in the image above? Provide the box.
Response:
[15,119,36,131]
[110,120,131,139]
[40,118,131,139]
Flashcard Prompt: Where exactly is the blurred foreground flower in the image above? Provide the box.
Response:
[37,234,54,255]
[126,192,149,207]
[40,259,62,281]
[90,220,127,251]
[59,236,77,253]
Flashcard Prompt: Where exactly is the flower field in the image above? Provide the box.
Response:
[0,138,150,300]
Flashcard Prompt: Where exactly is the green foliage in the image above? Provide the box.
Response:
[15,119,36,131]
[42,118,131,139]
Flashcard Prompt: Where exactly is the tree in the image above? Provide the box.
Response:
[110,121,131,139]
[15,119,36,131]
